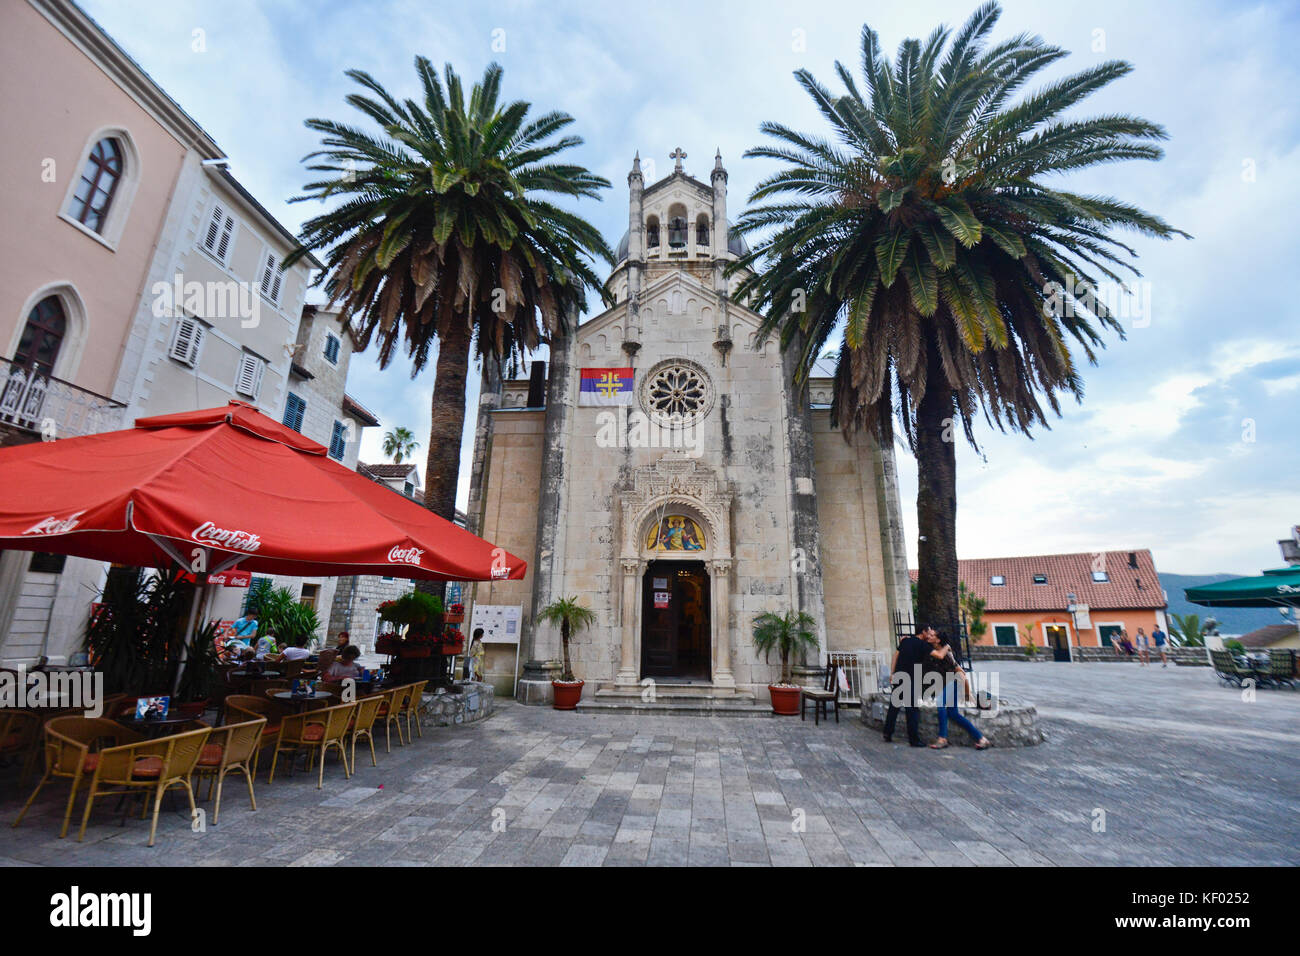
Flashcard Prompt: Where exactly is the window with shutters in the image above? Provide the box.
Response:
[283,392,306,432]
[259,250,286,305]
[168,316,206,368]
[323,332,341,365]
[201,203,237,265]
[329,420,347,460]
[234,353,264,399]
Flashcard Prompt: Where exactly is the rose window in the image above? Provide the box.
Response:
[646,364,708,422]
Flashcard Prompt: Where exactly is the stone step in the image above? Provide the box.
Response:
[575,697,774,718]
[593,687,757,703]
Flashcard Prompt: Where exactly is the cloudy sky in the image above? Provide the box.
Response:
[80,0,1300,576]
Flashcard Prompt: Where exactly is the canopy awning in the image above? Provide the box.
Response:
[0,400,526,583]
[1184,568,1300,608]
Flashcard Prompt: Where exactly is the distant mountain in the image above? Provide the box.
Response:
[1159,573,1292,636]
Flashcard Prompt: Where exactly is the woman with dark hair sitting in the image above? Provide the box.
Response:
[928,632,991,750]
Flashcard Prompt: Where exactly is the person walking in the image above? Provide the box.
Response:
[883,624,936,747]
[927,633,991,750]
[1151,623,1169,667]
[1135,627,1150,666]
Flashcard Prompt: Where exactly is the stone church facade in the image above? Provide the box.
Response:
[465,149,911,704]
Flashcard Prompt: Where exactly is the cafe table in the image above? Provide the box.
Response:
[272,690,335,710]
[115,712,206,739]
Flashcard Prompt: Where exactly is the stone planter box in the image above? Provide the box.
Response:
[859,690,1045,747]
[420,680,495,727]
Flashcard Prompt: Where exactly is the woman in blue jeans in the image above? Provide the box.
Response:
[929,633,991,750]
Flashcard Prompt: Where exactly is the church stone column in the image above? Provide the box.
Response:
[710,558,736,690]
[517,305,579,704]
[615,558,642,687]
[624,154,644,361]
[782,331,829,668]
[710,151,729,294]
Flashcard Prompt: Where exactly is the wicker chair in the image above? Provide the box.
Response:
[395,681,428,742]
[0,710,43,785]
[77,725,213,846]
[223,695,293,775]
[373,686,406,752]
[13,716,143,838]
[347,695,386,770]
[269,702,357,789]
[1209,649,1255,686]
[192,717,266,824]
[1266,648,1297,688]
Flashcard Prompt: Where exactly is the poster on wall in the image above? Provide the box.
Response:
[654,591,670,609]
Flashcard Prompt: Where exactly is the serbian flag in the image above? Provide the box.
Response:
[579,368,634,406]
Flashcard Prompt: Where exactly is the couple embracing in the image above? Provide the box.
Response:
[883,624,990,750]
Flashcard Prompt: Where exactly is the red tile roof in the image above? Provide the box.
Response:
[1237,624,1299,648]
[912,549,1166,612]
[362,462,417,480]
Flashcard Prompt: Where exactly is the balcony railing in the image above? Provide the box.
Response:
[0,357,126,440]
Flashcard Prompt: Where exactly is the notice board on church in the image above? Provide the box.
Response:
[469,604,524,695]
[469,604,522,644]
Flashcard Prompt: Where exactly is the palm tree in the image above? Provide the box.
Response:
[535,596,596,682]
[289,59,613,524]
[382,426,419,465]
[1168,612,1207,648]
[751,610,819,685]
[730,2,1186,627]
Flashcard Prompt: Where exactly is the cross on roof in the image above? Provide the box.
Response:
[670,147,687,171]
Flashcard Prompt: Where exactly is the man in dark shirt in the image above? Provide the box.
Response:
[883,625,937,746]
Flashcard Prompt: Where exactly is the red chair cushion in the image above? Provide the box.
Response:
[302,724,325,742]
[81,754,100,772]
[376,704,389,716]
[197,744,224,767]
[262,723,281,736]
[131,756,164,779]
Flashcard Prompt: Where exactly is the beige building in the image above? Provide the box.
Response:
[466,149,911,703]
[0,0,355,664]
[0,0,227,665]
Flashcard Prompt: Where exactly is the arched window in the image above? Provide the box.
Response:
[14,296,67,376]
[646,216,660,248]
[696,214,709,247]
[68,137,123,233]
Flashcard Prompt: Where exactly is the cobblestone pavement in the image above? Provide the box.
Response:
[0,662,1295,866]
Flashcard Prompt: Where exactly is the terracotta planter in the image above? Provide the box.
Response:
[768,684,801,716]
[441,643,463,656]
[552,679,585,710]
[399,647,432,659]
[444,612,465,624]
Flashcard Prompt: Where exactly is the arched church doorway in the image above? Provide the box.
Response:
[641,560,710,680]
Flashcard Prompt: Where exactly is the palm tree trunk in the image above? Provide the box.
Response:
[914,344,960,629]
[415,321,472,599]
[561,621,573,681]
[423,320,473,522]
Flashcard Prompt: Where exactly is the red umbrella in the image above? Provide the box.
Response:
[0,400,526,582]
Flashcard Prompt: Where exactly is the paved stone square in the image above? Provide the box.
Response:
[0,662,1295,866]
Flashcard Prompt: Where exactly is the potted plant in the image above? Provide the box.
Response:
[445,602,466,625]
[751,610,818,715]
[440,625,464,655]
[536,596,596,710]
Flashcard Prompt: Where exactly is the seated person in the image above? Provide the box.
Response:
[323,644,363,681]
[276,637,312,663]
[254,632,279,660]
